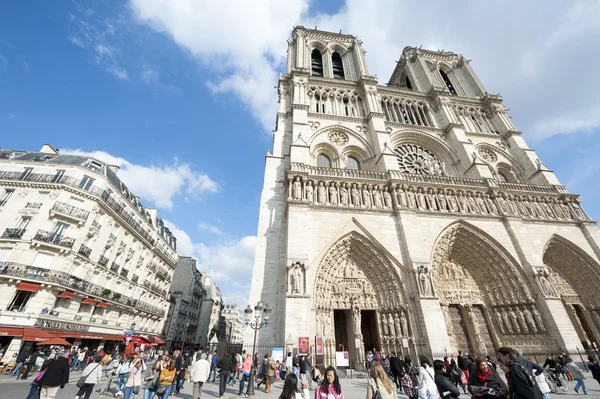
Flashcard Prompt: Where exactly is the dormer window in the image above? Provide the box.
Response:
[311,49,323,77]
[87,159,103,173]
[439,69,457,95]
[332,52,345,79]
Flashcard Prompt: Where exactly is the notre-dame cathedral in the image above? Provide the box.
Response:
[245,26,600,366]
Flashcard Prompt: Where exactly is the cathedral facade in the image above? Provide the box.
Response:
[245,26,600,366]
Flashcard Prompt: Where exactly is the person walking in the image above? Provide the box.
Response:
[210,351,218,382]
[21,348,42,380]
[217,351,232,398]
[156,360,177,399]
[302,353,314,391]
[143,361,162,399]
[279,373,306,399]
[433,360,460,398]
[565,356,588,394]
[265,354,275,393]
[238,353,252,397]
[315,366,344,399]
[588,356,600,387]
[416,357,440,399]
[74,356,103,399]
[467,357,507,399]
[115,355,131,396]
[123,356,146,399]
[367,362,398,399]
[449,354,466,394]
[497,347,542,399]
[190,352,210,399]
[26,360,50,399]
[37,354,70,399]
[12,348,29,377]
[534,371,552,399]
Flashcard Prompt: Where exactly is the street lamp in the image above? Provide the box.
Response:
[244,302,272,396]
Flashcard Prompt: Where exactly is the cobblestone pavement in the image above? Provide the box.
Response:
[0,372,599,399]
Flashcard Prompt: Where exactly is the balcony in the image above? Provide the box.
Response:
[98,255,109,266]
[78,244,92,258]
[156,267,169,281]
[92,220,101,230]
[110,262,120,273]
[120,268,129,279]
[33,230,75,249]
[50,201,90,225]
[131,274,139,283]
[24,202,42,209]
[1,228,26,239]
[147,262,156,272]
[142,280,168,298]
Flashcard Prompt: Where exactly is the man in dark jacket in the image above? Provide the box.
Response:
[19,348,41,380]
[588,355,600,386]
[38,355,70,399]
[217,351,232,398]
[10,348,29,377]
[498,347,542,399]
[389,353,403,389]
[433,359,460,398]
[174,351,184,393]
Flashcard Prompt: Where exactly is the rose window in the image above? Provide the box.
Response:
[394,144,441,175]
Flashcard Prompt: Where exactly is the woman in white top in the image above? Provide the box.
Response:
[416,357,440,399]
[366,362,398,399]
[75,355,103,399]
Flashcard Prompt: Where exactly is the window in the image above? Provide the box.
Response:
[76,303,91,315]
[51,221,69,238]
[87,160,103,172]
[79,175,95,191]
[317,154,331,168]
[0,189,14,206]
[20,168,33,180]
[332,52,345,79]
[497,172,508,182]
[67,196,84,207]
[52,170,65,183]
[15,217,31,230]
[36,191,49,204]
[7,290,35,312]
[32,252,54,268]
[405,76,413,90]
[439,69,456,95]
[0,248,9,261]
[68,261,80,275]
[346,156,360,170]
[311,49,323,77]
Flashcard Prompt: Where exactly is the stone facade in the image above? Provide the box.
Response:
[164,256,205,348]
[197,275,223,346]
[222,304,243,344]
[0,145,177,358]
[245,27,600,364]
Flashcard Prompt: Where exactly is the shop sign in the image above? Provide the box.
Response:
[34,319,90,332]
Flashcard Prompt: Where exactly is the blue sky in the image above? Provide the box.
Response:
[1,1,599,306]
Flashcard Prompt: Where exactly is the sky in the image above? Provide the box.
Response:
[1,1,600,308]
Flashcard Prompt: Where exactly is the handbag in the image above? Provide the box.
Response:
[77,363,100,388]
[134,386,140,394]
[156,385,167,394]
[373,379,383,399]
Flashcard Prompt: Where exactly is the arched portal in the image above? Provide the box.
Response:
[313,232,409,367]
[432,221,550,354]
[543,235,600,349]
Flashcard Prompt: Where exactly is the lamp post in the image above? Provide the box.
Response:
[244,302,272,396]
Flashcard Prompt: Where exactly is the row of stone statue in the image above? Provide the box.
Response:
[379,310,410,338]
[494,304,546,336]
[289,177,588,221]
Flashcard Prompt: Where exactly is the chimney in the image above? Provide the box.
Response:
[106,164,120,175]
[39,144,59,155]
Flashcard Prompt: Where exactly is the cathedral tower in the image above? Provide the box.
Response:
[245,26,600,364]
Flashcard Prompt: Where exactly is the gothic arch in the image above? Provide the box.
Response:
[307,40,327,53]
[309,125,375,158]
[389,130,460,176]
[431,220,548,353]
[311,142,340,168]
[475,143,527,181]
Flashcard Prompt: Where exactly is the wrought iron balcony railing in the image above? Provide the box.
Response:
[110,262,120,273]
[78,244,92,258]
[24,202,43,209]
[120,268,129,278]
[1,228,26,239]
[33,230,75,249]
[98,255,109,266]
[131,274,139,283]
[51,201,90,221]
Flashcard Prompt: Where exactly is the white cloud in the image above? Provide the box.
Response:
[129,0,600,140]
[141,67,159,84]
[61,148,218,210]
[163,219,194,255]
[197,221,223,235]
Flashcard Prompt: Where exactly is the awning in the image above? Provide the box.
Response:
[95,302,107,308]
[55,331,124,341]
[58,291,75,299]
[17,282,41,292]
[22,328,57,342]
[0,327,24,337]
[150,335,166,345]
[81,298,96,305]
[125,335,152,345]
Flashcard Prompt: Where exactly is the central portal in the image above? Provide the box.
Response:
[361,310,380,352]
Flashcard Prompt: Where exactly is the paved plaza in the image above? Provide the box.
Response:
[0,371,599,399]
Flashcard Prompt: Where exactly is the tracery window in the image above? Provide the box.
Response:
[439,69,457,95]
[380,97,432,127]
[332,52,345,79]
[311,49,323,77]
[394,144,446,175]
[317,154,332,168]
[346,156,360,170]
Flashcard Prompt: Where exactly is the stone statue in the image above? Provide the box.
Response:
[417,188,427,210]
[532,308,546,332]
[381,314,390,335]
[484,194,498,214]
[293,266,302,294]
[362,186,371,208]
[400,310,409,337]
[383,188,392,208]
[329,184,338,205]
[418,265,432,297]
[394,313,402,338]
[353,307,361,336]
[475,192,488,214]
[523,307,538,334]
[516,307,529,334]
[496,193,509,214]
[467,192,479,213]
[373,186,383,209]
[317,182,327,204]
[407,187,417,208]
[426,188,438,211]
[457,191,470,213]
[437,188,448,211]
[501,309,513,334]
[495,309,506,334]
[397,185,408,207]
[340,184,349,205]
[305,181,314,203]
[447,190,459,212]
[537,269,557,297]
[388,313,396,336]
[508,307,521,334]
[351,184,361,206]
[292,177,302,200]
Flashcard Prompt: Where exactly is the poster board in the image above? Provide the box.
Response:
[315,336,324,355]
[335,351,349,367]
[272,347,284,364]
[298,336,310,355]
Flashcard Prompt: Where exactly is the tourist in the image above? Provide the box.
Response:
[449,354,466,394]
[156,360,177,398]
[26,360,50,399]
[389,352,403,389]
[285,352,293,377]
[265,354,276,393]
[433,359,460,398]
[123,356,146,399]
[497,347,542,399]
[21,347,42,380]
[315,366,344,399]
[74,355,103,399]
[366,361,397,399]
[217,351,233,398]
[279,359,288,380]
[143,361,162,399]
[457,351,470,379]
[292,354,299,378]
[37,352,70,399]
[512,347,543,376]
[467,357,507,398]
[400,356,418,399]
[190,352,210,399]
[238,353,252,397]
[587,356,600,387]
[210,351,218,382]
[565,356,588,394]
[416,357,439,399]
[366,351,374,370]
[115,354,131,396]
[534,370,552,399]
[279,373,305,399]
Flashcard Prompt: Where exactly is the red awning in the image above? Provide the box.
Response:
[101,334,125,342]
[150,335,166,345]
[22,328,57,342]
[17,282,40,292]
[81,298,96,305]
[95,302,107,308]
[0,327,24,337]
[125,335,152,345]
[55,331,123,341]
[58,291,75,298]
